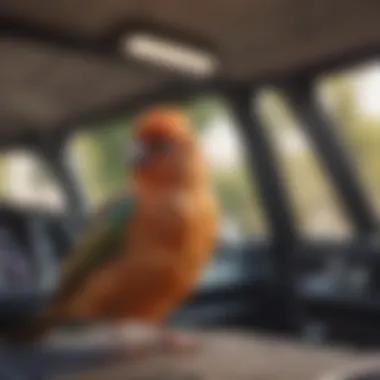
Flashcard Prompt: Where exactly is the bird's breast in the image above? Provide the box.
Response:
[129,191,218,262]
[116,191,219,320]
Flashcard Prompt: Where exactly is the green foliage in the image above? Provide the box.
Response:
[322,74,380,203]
[71,120,133,205]
[211,168,267,234]
[182,95,225,128]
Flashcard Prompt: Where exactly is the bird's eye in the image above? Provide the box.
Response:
[155,139,174,154]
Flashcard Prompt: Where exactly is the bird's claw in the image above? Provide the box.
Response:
[116,323,200,360]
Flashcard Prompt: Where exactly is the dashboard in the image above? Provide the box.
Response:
[0,204,67,323]
[0,221,32,290]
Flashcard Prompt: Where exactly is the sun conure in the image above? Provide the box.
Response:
[7,107,220,352]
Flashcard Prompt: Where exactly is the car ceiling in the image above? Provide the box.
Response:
[1,0,380,144]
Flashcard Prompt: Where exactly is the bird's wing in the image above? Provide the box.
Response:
[57,194,137,300]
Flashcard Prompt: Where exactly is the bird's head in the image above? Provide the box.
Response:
[128,107,207,190]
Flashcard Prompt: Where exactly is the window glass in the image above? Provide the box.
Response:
[316,62,380,217]
[258,88,353,239]
[68,96,268,241]
[0,150,64,210]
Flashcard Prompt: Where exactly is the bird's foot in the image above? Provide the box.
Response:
[159,329,200,354]
[116,323,200,360]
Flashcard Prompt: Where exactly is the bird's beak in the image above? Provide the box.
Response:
[127,141,150,167]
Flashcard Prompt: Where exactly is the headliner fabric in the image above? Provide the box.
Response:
[1,0,380,140]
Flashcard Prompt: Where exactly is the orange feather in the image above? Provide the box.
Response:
[60,107,220,323]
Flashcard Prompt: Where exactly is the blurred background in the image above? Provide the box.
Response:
[3,1,380,378]
[1,65,379,240]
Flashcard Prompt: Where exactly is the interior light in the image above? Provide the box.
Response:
[121,32,219,78]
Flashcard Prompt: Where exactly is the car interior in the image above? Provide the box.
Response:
[1,1,380,379]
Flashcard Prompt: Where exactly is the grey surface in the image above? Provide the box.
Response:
[3,325,380,380]
[52,330,380,380]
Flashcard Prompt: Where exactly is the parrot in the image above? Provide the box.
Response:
[6,107,220,354]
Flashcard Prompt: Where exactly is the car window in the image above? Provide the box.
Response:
[258,88,353,239]
[316,62,380,218]
[68,96,268,241]
[0,150,64,210]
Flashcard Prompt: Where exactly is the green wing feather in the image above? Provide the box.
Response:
[57,195,137,301]
[0,196,137,343]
